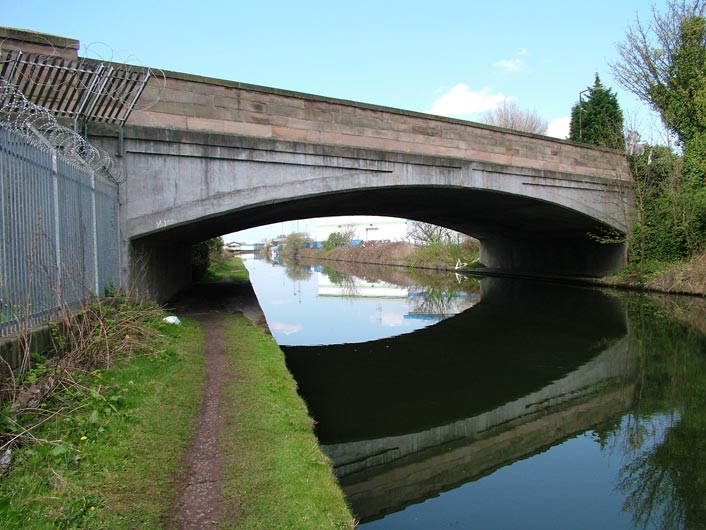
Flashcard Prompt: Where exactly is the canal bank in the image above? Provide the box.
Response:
[168,272,356,529]
[0,260,355,529]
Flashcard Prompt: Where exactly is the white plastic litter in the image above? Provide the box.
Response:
[163,315,181,325]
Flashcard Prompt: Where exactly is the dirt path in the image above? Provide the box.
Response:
[166,281,267,529]
[168,312,228,529]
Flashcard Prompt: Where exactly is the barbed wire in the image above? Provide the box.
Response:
[0,77,124,183]
[79,41,167,113]
[0,35,166,115]
[0,35,167,184]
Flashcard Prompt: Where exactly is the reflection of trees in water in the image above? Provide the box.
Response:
[407,272,478,317]
[283,261,312,282]
[409,285,466,317]
[316,260,479,315]
[598,298,706,530]
[322,267,359,297]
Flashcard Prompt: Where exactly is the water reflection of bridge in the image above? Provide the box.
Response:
[324,336,634,522]
[283,278,636,523]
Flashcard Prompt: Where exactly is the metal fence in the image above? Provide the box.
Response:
[0,126,120,337]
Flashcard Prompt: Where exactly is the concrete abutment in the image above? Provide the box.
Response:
[479,237,628,278]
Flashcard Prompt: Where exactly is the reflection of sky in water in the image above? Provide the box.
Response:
[244,258,461,346]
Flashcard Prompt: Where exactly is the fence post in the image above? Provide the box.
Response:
[51,148,61,308]
[90,172,100,294]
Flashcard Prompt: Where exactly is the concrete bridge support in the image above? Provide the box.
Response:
[479,237,627,279]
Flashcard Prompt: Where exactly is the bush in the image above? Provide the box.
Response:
[324,232,349,250]
[191,237,226,280]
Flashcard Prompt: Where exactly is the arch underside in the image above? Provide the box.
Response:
[131,185,627,302]
[141,185,621,242]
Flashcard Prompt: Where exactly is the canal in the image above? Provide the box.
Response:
[243,256,706,530]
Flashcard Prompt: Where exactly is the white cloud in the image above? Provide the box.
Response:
[270,298,292,305]
[494,58,522,72]
[494,48,528,72]
[427,84,509,117]
[270,321,303,335]
[374,312,404,327]
[545,116,571,139]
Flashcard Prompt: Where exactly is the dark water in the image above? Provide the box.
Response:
[244,257,706,530]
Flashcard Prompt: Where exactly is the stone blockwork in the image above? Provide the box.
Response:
[0,27,79,59]
[130,70,631,182]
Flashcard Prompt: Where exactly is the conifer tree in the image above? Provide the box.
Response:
[569,74,625,149]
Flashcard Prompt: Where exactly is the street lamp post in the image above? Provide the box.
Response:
[578,89,590,141]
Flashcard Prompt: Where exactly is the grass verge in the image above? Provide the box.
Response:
[0,317,205,528]
[207,254,250,283]
[221,314,356,529]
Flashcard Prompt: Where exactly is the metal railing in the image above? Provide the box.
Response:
[0,126,119,336]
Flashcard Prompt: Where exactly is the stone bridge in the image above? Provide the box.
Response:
[2,28,634,301]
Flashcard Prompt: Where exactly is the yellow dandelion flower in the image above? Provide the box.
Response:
[80,436,88,441]
[89,506,96,511]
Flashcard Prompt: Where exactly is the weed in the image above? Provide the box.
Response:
[0,316,205,527]
[1,293,164,458]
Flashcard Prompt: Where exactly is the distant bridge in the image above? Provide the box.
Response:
[3,28,634,301]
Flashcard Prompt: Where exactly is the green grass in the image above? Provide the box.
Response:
[2,256,355,528]
[0,318,205,529]
[221,315,356,529]
[206,255,250,283]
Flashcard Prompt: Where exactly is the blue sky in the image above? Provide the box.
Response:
[4,0,667,241]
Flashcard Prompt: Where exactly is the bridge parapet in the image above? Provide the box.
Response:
[130,70,631,182]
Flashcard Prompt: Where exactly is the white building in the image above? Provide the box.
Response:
[315,216,409,243]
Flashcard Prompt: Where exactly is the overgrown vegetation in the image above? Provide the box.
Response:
[0,296,205,528]
[278,232,312,260]
[191,236,227,281]
[204,252,250,283]
[562,0,706,290]
[408,237,480,270]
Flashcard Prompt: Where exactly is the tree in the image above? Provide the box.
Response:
[324,232,348,250]
[612,1,706,143]
[569,74,625,149]
[611,1,706,261]
[323,224,357,250]
[481,100,548,134]
[191,237,225,280]
[612,1,706,181]
[279,231,310,258]
[409,221,456,246]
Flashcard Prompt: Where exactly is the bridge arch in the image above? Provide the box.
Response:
[95,127,633,302]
